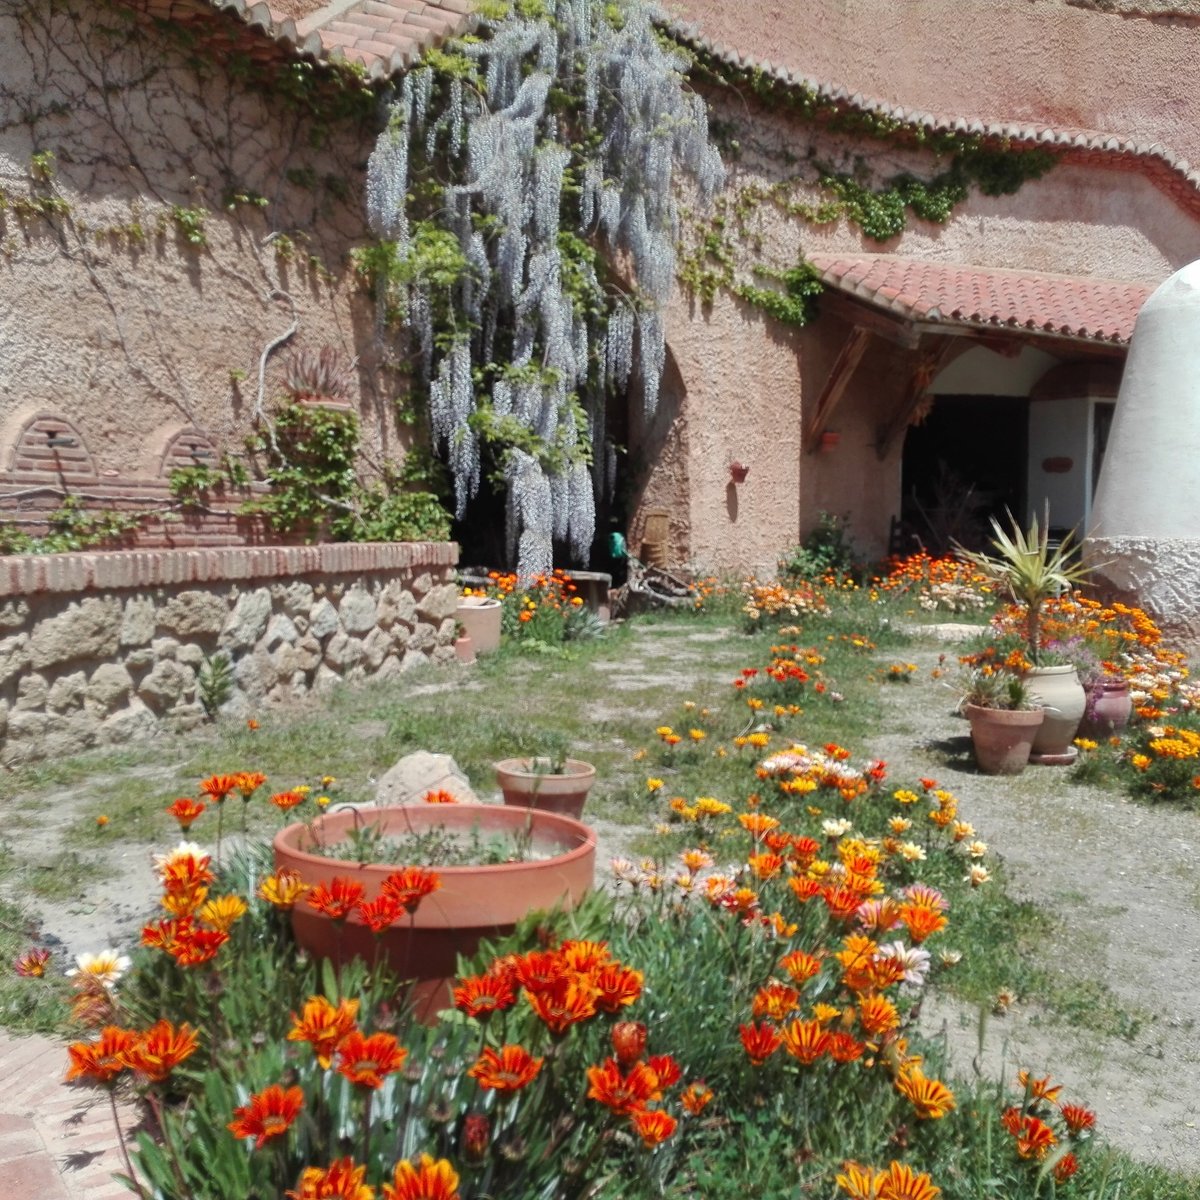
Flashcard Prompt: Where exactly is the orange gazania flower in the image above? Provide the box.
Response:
[289,996,360,1069]
[836,1161,882,1200]
[271,790,307,813]
[630,1107,677,1148]
[558,939,611,973]
[287,1157,375,1200]
[877,1160,942,1200]
[752,982,800,1021]
[585,1058,661,1115]
[827,1030,866,1064]
[895,1067,956,1119]
[165,798,206,830]
[681,1081,714,1115]
[1017,1069,1064,1105]
[781,1017,830,1065]
[228,1084,305,1149]
[1006,1111,1058,1159]
[611,1020,648,1067]
[199,774,239,804]
[169,926,229,967]
[381,1154,460,1200]
[591,962,644,1012]
[357,894,403,934]
[125,1019,199,1083]
[739,1022,782,1066]
[857,994,900,1038]
[65,1026,138,1085]
[380,867,441,913]
[236,772,268,799]
[306,878,366,921]
[1053,1153,1080,1184]
[738,812,781,839]
[1059,1103,1096,1134]
[258,868,310,909]
[467,1044,543,1092]
[525,975,598,1034]
[198,894,248,933]
[747,852,785,880]
[453,972,516,1018]
[14,947,51,977]
[897,903,948,943]
[336,1031,407,1089]
[512,949,566,993]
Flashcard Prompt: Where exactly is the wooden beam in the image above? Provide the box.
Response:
[804,326,872,453]
[821,293,922,349]
[874,336,957,460]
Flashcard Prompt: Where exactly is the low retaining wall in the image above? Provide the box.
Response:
[0,542,460,766]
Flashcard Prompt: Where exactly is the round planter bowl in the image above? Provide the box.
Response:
[965,703,1045,775]
[494,758,597,820]
[274,803,596,1019]
[1025,665,1087,765]
[455,596,502,654]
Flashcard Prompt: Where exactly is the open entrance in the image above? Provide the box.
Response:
[899,394,1029,555]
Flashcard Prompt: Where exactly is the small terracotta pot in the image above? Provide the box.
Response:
[494,758,597,820]
[274,803,596,1020]
[454,635,476,665]
[965,703,1045,775]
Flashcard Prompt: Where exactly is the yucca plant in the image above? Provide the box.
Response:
[955,509,1092,664]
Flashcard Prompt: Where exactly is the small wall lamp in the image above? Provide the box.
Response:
[729,461,750,484]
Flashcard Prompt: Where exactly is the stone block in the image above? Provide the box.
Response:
[339,587,378,634]
[42,711,99,758]
[234,650,271,702]
[0,599,29,629]
[87,663,134,711]
[15,673,48,711]
[99,701,158,746]
[47,670,87,713]
[176,643,205,668]
[263,613,298,652]
[279,581,315,617]
[432,644,457,665]
[221,588,272,650]
[362,627,391,671]
[120,596,156,647]
[138,660,194,711]
[375,751,477,806]
[309,599,339,640]
[294,635,322,672]
[408,622,436,653]
[437,617,457,645]
[313,664,342,695]
[0,633,30,686]
[417,583,460,624]
[30,597,122,669]
[158,590,228,637]
[152,637,179,661]
[324,632,364,671]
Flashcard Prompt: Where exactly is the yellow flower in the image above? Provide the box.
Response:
[1073,738,1098,752]
[893,789,919,805]
[1130,753,1151,771]
[646,778,665,793]
[689,729,706,742]
[198,894,248,933]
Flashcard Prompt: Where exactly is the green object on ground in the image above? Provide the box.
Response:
[609,531,627,560]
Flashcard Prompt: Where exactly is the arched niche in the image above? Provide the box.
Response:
[158,427,221,477]
[8,412,96,479]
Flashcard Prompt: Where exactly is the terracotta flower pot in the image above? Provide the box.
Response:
[965,703,1045,775]
[274,803,596,1020]
[453,634,476,665]
[494,758,597,820]
[456,596,502,654]
[1025,665,1087,764]
[1085,677,1133,737]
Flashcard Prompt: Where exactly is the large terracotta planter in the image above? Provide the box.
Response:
[274,803,595,1019]
[456,596,502,654]
[494,758,597,820]
[1025,665,1087,764]
[965,703,1046,775]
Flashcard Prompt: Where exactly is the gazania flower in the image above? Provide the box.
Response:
[228,1084,305,1149]
[895,1067,956,1119]
[467,1044,543,1092]
[169,926,229,967]
[558,939,610,972]
[630,1107,677,1148]
[898,903,948,943]
[836,1161,882,1200]
[307,878,366,921]
[154,843,214,887]
[1060,1103,1097,1134]
[125,1019,199,1082]
[287,1157,375,1200]
[14,947,51,977]
[781,1018,830,1065]
[1053,1152,1080,1184]
[380,867,441,913]
[199,774,239,804]
[336,1031,407,1089]
[827,1031,866,1064]
[525,975,598,1034]
[453,972,516,1018]
[585,1058,661,1115]
[681,1081,714,1115]
[513,949,566,992]
[235,772,268,800]
[857,994,901,1037]
[381,1154,460,1200]
[357,895,403,934]
[289,996,360,1068]
[65,1026,138,1085]
[611,1020,648,1066]
[739,1022,782,1066]
[66,950,131,991]
[1017,1069,1063,1104]
[165,798,206,831]
[876,1160,941,1200]
[198,894,248,933]
[591,962,643,1012]
[752,983,800,1021]
[271,790,307,813]
[1010,1112,1058,1159]
[258,869,311,909]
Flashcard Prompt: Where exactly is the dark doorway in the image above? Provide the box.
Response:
[900,394,1029,555]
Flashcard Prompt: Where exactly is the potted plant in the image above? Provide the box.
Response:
[961,669,1046,775]
[494,740,597,819]
[956,510,1092,764]
[274,801,596,1019]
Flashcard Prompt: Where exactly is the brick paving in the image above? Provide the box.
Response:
[0,1032,141,1200]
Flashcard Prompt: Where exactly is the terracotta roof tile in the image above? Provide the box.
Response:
[808,254,1154,345]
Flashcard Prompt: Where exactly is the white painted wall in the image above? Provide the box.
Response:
[932,344,1060,396]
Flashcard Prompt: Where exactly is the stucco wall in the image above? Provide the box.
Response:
[0,541,459,766]
[0,1,403,542]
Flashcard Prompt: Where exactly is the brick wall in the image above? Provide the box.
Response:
[0,541,460,766]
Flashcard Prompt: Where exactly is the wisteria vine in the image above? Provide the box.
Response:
[364,0,723,576]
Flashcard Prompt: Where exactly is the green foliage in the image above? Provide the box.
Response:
[779,511,861,582]
[167,464,222,509]
[168,204,208,246]
[196,652,235,718]
[733,261,824,326]
[0,496,142,555]
[29,150,55,180]
[346,470,453,543]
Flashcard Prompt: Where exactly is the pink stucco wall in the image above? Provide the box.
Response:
[668,0,1200,161]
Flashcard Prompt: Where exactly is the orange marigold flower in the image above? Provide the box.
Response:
[228,1084,305,1149]
[199,774,239,803]
[165,798,206,830]
[287,1157,375,1200]
[258,868,310,909]
[681,1081,714,1115]
[289,996,360,1069]
[781,1017,830,1065]
[630,1107,677,1148]
[592,962,644,1012]
[525,975,598,1034]
[877,1160,942,1200]
[895,1067,956,1119]
[739,1021,783,1065]
[467,1044,543,1092]
[1060,1103,1097,1134]
[611,1020,648,1067]
[585,1058,662,1114]
[453,973,516,1019]
[125,1019,199,1083]
[381,1154,459,1200]
[857,994,901,1037]
[306,878,366,921]
[380,867,441,914]
[336,1031,407,1089]
[65,1026,138,1086]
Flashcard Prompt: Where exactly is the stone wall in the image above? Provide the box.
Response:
[0,542,459,766]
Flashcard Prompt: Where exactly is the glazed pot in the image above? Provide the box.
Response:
[274,803,596,1020]
[455,596,502,654]
[1088,677,1133,736]
[494,758,597,820]
[965,703,1046,775]
[1025,665,1087,764]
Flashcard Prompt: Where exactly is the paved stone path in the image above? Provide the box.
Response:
[0,1032,139,1200]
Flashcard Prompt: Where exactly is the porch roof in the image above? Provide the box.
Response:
[807,254,1154,347]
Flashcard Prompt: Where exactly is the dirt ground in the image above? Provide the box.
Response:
[3,621,1198,1174]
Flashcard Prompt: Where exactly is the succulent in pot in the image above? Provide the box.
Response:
[960,669,1045,776]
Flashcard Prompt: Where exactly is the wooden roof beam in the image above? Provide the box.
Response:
[804,326,872,454]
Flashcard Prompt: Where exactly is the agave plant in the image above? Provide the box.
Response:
[282,345,355,406]
[956,509,1092,664]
